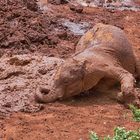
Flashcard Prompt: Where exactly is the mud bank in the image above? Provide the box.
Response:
[0,0,77,56]
[0,54,64,115]
[0,0,139,56]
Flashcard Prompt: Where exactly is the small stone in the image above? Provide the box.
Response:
[69,4,83,13]
[38,68,47,75]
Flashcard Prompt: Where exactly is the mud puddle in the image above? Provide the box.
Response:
[36,0,140,11]
[104,5,140,11]
[74,0,140,11]
[104,0,140,11]
[61,19,90,35]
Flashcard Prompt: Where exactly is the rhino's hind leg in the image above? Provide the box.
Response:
[107,66,140,108]
[135,55,140,80]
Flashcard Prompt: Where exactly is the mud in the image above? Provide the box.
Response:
[0,0,140,139]
[0,54,64,115]
[0,0,76,57]
[74,0,140,11]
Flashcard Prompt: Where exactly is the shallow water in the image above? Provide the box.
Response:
[37,0,140,11]
[104,4,140,11]
[62,19,90,35]
[76,0,140,11]
[104,0,140,11]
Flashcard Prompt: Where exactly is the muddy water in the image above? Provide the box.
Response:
[62,19,90,35]
[37,0,140,11]
[77,0,140,11]
[104,0,140,11]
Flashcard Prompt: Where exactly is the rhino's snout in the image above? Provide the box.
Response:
[35,87,53,103]
[35,86,64,103]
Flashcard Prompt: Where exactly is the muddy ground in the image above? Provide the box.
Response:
[0,0,140,139]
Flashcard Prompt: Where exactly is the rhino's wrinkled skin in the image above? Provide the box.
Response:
[35,23,140,107]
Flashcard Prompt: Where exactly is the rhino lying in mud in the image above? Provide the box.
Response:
[35,23,140,107]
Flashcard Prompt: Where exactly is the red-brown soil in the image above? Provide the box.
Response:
[0,0,140,140]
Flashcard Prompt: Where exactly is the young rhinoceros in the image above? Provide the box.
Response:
[35,23,140,107]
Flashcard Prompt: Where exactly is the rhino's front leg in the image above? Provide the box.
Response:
[107,66,140,108]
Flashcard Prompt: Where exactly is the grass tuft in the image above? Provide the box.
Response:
[129,104,140,122]
[89,127,140,140]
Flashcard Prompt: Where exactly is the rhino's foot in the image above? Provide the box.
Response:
[117,88,140,108]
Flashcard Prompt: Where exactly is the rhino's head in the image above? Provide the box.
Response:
[35,58,86,103]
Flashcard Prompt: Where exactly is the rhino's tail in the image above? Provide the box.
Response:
[35,87,58,103]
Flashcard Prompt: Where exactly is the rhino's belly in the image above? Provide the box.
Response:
[83,73,103,91]
[64,80,83,98]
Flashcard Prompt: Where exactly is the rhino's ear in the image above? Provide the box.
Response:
[71,58,86,66]
[69,59,86,80]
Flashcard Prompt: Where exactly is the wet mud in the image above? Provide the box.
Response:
[0,54,64,116]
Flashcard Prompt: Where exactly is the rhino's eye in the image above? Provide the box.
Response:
[63,79,69,84]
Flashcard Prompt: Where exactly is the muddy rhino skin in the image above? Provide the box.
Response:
[35,23,140,107]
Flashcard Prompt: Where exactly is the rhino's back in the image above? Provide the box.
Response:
[76,23,136,74]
